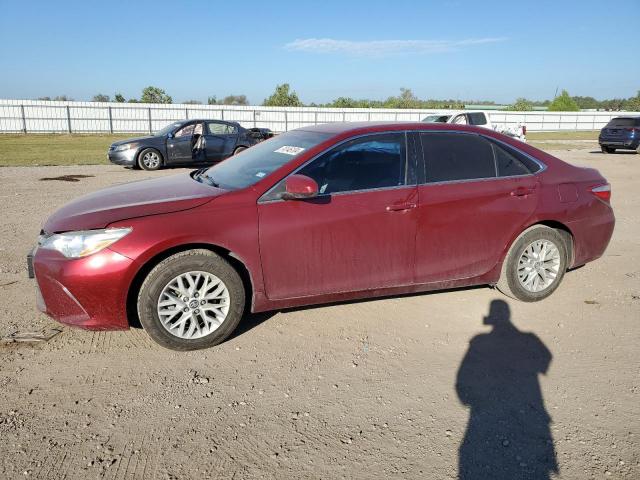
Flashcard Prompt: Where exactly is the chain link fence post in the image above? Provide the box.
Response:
[108,106,113,134]
[66,105,72,133]
[148,107,153,134]
[20,104,27,133]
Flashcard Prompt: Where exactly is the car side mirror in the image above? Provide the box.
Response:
[167,132,174,139]
[281,174,319,200]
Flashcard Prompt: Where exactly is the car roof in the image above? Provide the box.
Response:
[298,121,486,135]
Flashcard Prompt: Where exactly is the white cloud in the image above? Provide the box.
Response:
[284,37,506,57]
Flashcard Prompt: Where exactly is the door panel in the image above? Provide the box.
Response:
[167,135,194,163]
[258,187,418,300]
[415,177,538,283]
[204,122,238,161]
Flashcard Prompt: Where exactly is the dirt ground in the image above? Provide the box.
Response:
[0,148,638,479]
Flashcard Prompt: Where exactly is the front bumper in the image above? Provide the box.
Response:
[32,246,134,330]
[108,148,138,166]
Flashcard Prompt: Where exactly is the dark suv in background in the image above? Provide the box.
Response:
[599,116,640,154]
[108,119,273,170]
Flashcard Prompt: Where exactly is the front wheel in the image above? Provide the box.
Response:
[601,146,615,154]
[496,226,568,302]
[137,250,245,350]
[138,148,163,170]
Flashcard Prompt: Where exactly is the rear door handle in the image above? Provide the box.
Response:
[386,203,417,212]
[510,187,536,197]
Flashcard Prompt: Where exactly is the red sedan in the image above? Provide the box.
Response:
[30,122,615,350]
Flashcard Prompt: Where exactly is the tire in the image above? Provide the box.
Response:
[601,146,615,154]
[233,146,247,155]
[496,226,568,302]
[138,148,163,170]
[137,249,245,350]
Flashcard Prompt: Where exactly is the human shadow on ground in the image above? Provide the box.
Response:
[456,299,558,479]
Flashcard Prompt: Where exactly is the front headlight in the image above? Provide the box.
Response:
[39,228,132,258]
[114,143,135,152]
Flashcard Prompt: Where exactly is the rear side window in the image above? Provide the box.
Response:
[207,122,237,135]
[298,133,407,194]
[488,139,541,176]
[420,133,495,182]
[467,112,488,126]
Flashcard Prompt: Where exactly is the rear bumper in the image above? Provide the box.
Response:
[568,210,615,267]
[599,137,639,149]
[32,247,134,330]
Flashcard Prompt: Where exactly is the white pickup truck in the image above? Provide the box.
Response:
[422,110,527,142]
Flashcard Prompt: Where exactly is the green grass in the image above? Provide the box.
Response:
[0,134,131,167]
[0,131,602,166]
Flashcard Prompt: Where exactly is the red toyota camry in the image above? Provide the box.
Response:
[30,122,615,350]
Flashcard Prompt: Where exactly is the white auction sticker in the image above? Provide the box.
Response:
[274,145,305,155]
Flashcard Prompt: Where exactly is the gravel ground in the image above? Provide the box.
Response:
[0,149,638,479]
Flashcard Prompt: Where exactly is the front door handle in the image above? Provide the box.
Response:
[386,203,417,212]
[510,186,536,197]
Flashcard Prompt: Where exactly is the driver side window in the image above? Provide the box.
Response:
[297,133,407,195]
[175,123,195,138]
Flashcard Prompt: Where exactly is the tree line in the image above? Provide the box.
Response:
[37,85,640,112]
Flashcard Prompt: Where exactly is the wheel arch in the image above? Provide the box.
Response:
[500,220,575,272]
[126,242,255,328]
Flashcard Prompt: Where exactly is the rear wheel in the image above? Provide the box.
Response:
[138,148,163,170]
[233,146,247,155]
[137,250,245,350]
[497,226,568,302]
[601,146,615,154]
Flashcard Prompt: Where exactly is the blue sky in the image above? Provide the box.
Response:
[0,0,638,104]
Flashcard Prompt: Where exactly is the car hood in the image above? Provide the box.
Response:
[44,173,224,232]
[111,136,154,146]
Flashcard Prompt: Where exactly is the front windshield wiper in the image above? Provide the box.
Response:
[193,168,220,187]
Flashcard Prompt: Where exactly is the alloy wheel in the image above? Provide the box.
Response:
[517,240,561,293]
[142,151,160,169]
[157,271,230,339]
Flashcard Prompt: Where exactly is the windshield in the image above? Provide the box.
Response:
[155,122,184,136]
[423,115,450,123]
[204,130,331,190]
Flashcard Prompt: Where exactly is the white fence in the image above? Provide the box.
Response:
[0,99,637,134]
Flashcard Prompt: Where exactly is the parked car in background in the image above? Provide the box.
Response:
[599,116,640,153]
[422,110,527,142]
[31,122,614,350]
[108,119,273,170]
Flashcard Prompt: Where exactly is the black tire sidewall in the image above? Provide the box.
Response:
[137,252,245,350]
[138,148,163,171]
[505,227,567,302]
[234,146,247,155]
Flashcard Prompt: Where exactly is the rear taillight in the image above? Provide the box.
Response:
[624,127,639,133]
[590,183,611,202]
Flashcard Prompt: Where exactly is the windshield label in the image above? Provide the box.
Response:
[275,146,305,155]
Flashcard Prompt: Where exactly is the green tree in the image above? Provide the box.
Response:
[114,93,126,103]
[183,99,202,104]
[547,90,580,111]
[221,94,249,106]
[207,96,219,105]
[141,86,172,104]
[92,93,110,102]
[263,84,303,107]
[37,96,51,101]
[53,95,73,101]
[571,96,599,110]
[507,98,534,111]
[623,91,640,111]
